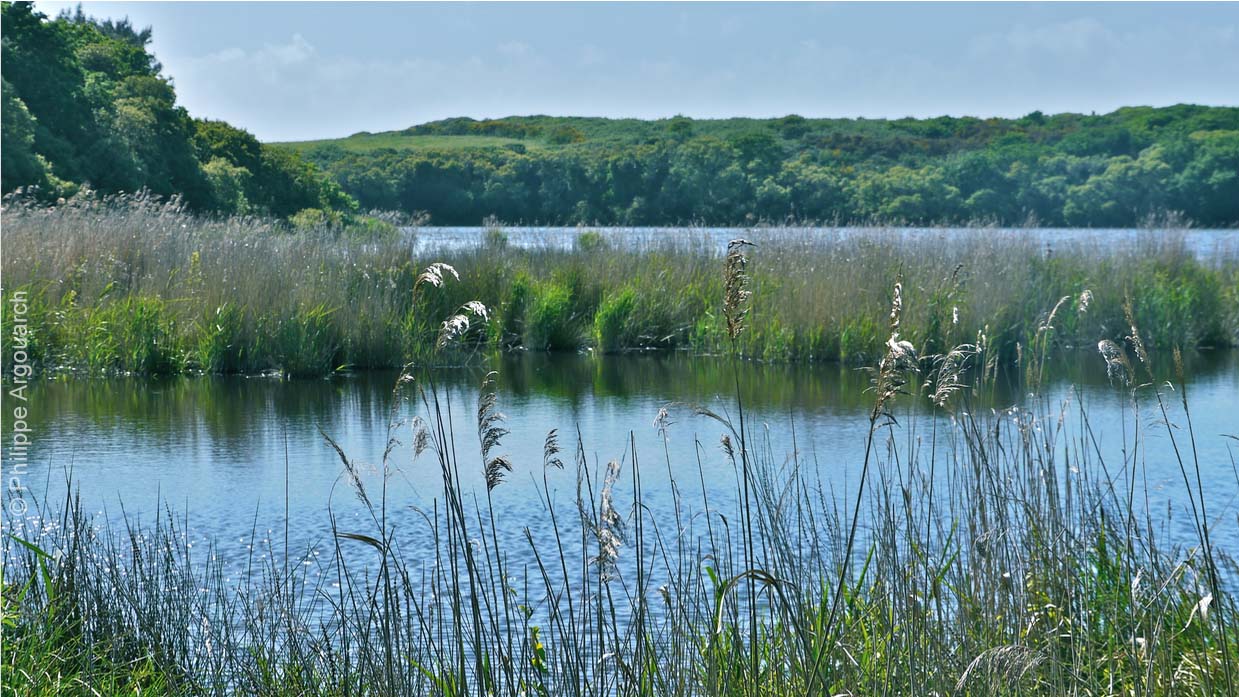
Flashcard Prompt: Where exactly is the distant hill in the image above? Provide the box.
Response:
[272,108,1239,227]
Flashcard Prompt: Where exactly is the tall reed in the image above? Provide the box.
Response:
[3,208,1237,697]
[3,194,1237,377]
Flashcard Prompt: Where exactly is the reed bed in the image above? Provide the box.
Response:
[2,194,1237,377]
[2,246,1236,696]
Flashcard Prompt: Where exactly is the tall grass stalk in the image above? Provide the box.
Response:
[4,194,1237,377]
[5,354,1235,694]
[3,214,1237,697]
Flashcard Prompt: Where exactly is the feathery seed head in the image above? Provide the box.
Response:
[436,300,490,351]
[1122,298,1148,367]
[542,428,564,470]
[723,239,755,341]
[414,262,458,292]
[1097,339,1132,385]
[591,459,625,581]
[411,417,430,458]
[477,371,512,491]
[872,333,918,419]
[889,281,904,330]
[1039,295,1071,333]
[931,344,976,408]
[653,406,674,437]
[1077,289,1093,315]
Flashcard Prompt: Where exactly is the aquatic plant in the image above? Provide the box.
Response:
[3,252,1237,696]
[4,196,1237,377]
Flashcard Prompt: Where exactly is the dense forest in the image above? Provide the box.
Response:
[284,108,1239,227]
[3,1,1238,228]
[0,1,354,222]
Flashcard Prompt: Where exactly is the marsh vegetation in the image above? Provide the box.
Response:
[3,194,1236,379]
[3,231,1237,696]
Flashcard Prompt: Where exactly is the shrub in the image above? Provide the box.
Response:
[575,230,608,254]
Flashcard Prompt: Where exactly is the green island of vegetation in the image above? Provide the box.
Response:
[1,196,1236,378]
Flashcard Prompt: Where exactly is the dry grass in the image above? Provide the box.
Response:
[3,195,1237,377]
[3,242,1236,695]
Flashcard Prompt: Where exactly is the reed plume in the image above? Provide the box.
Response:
[872,278,917,419]
[411,416,430,458]
[319,427,372,511]
[542,428,564,470]
[929,343,975,408]
[1123,296,1150,367]
[723,239,755,341]
[1097,339,1133,385]
[1077,289,1093,315]
[592,459,625,582]
[414,262,459,292]
[477,371,512,491]
[436,300,490,351]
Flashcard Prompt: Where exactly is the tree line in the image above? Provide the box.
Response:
[1,1,354,220]
[4,1,1237,228]
[298,109,1239,227]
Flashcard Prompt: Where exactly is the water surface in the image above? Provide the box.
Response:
[408,225,1239,260]
[5,351,1237,576]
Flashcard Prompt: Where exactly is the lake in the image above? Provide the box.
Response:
[407,224,1239,260]
[5,349,1238,586]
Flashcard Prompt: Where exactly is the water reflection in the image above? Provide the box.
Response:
[27,348,1235,430]
[6,350,1238,568]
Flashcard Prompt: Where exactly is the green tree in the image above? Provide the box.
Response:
[1,1,95,184]
[1063,146,1173,226]
[850,165,962,223]
[0,78,54,193]
[1174,130,1239,226]
[202,157,251,213]
[1,2,353,219]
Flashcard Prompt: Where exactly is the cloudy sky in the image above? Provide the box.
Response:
[34,2,1239,142]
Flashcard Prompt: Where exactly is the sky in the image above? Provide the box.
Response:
[32,1,1239,143]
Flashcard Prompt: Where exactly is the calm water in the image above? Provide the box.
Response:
[4,350,1238,576]
[408,225,1239,260]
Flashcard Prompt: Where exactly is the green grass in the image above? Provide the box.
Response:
[594,286,638,352]
[3,267,1236,695]
[2,195,1237,378]
[274,133,543,154]
[269,116,785,155]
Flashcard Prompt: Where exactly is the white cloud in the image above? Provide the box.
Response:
[998,18,1118,57]
[149,5,1238,140]
[266,33,315,65]
[497,41,531,58]
[194,40,324,84]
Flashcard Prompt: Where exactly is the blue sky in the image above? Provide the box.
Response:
[34,2,1239,142]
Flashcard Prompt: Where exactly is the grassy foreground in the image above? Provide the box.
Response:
[2,194,1237,378]
[2,243,1236,696]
